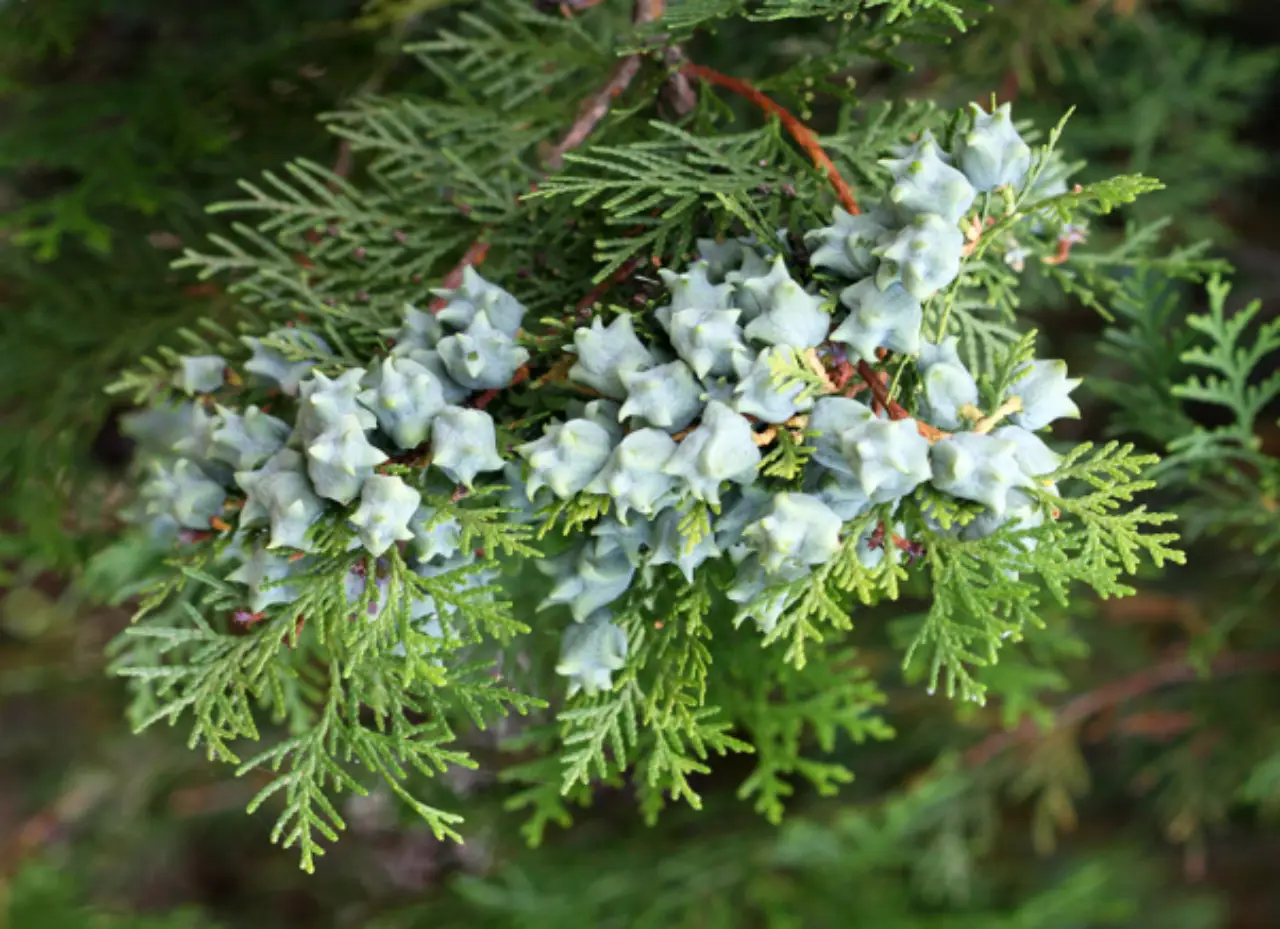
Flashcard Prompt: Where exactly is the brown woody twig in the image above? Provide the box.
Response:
[545,56,646,170]
[679,61,860,215]
[544,0,669,169]
[659,46,699,117]
[855,359,948,441]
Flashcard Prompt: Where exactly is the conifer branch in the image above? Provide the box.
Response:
[679,61,860,215]
[105,4,1205,865]
[442,0,671,317]
[330,15,420,184]
[963,650,1280,768]
[545,0,668,170]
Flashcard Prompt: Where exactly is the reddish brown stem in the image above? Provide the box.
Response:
[855,359,947,441]
[1041,236,1075,266]
[680,62,860,215]
[474,363,531,410]
[997,68,1020,105]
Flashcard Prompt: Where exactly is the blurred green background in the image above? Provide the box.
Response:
[2,0,1279,926]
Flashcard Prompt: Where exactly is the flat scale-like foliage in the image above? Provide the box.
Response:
[102,0,1221,871]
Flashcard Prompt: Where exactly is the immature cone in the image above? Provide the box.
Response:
[807,397,876,475]
[728,252,792,322]
[141,458,226,530]
[170,403,219,462]
[436,310,530,390]
[358,355,446,449]
[696,237,757,283]
[805,206,891,279]
[432,265,526,337]
[723,248,776,294]
[990,425,1061,478]
[1007,359,1081,431]
[649,509,722,582]
[568,313,655,398]
[540,542,635,622]
[916,338,979,431]
[349,474,421,556]
[305,413,387,504]
[584,428,679,523]
[727,555,806,634]
[246,470,326,552]
[592,515,656,567]
[227,547,308,613]
[398,347,471,404]
[962,486,1053,543]
[744,492,843,574]
[241,328,331,396]
[120,403,201,456]
[387,305,444,355]
[666,306,753,379]
[409,505,463,563]
[430,406,504,488]
[656,261,733,325]
[499,461,550,525]
[209,405,290,470]
[661,401,762,506]
[840,418,932,504]
[581,398,625,443]
[618,360,703,432]
[954,103,1032,192]
[814,471,870,521]
[880,130,977,225]
[929,432,1030,515]
[831,279,923,360]
[175,354,226,395]
[738,256,830,347]
[236,449,303,520]
[734,347,814,423]
[295,369,376,446]
[714,485,774,563]
[556,610,628,697]
[518,418,616,500]
[873,214,965,300]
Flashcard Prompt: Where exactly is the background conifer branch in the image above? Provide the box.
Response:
[330,17,420,183]
[963,650,1280,768]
